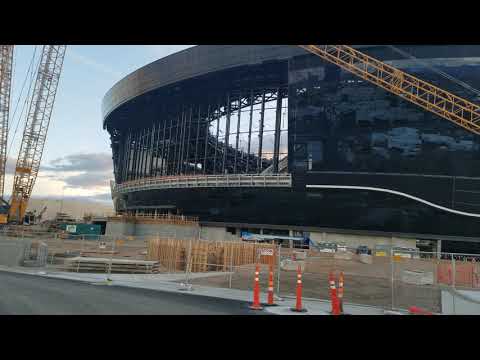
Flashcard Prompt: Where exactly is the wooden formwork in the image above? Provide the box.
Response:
[147,238,277,273]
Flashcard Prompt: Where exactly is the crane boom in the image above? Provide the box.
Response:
[299,45,480,135]
[0,45,13,200]
[8,45,67,223]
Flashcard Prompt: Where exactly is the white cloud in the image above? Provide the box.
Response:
[143,45,195,59]
[68,48,122,79]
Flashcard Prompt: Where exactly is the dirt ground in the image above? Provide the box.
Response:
[32,238,473,312]
[185,253,444,313]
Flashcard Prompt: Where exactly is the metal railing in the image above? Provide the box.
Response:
[115,174,292,194]
[108,213,199,224]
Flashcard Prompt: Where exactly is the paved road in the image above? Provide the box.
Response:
[0,271,264,315]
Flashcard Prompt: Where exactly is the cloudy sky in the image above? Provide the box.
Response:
[6,45,194,204]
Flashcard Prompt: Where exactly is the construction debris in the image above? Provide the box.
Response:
[64,257,160,273]
[359,253,373,264]
[402,270,434,285]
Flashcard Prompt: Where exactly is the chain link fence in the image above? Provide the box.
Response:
[1,228,479,314]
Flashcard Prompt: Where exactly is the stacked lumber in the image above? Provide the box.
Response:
[148,238,277,273]
[64,257,160,273]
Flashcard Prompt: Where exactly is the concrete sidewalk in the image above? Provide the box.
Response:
[0,265,399,315]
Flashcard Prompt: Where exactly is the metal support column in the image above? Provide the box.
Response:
[139,129,147,179]
[246,90,254,174]
[177,109,186,175]
[184,107,193,174]
[234,95,241,173]
[257,90,266,172]
[273,89,283,173]
[172,114,180,175]
[213,105,220,174]
[123,133,131,181]
[203,105,211,174]
[194,105,201,174]
[153,121,161,176]
[222,95,231,174]
[159,118,167,176]
[149,123,157,176]
[166,117,173,175]
[133,131,140,180]
[142,128,149,177]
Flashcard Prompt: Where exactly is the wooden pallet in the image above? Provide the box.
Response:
[148,238,277,273]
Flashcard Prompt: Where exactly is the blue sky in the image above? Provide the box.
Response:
[7,45,194,202]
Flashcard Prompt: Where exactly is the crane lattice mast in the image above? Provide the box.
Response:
[8,45,67,223]
[300,45,480,135]
[0,45,13,199]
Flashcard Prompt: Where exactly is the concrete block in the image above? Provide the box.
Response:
[359,254,373,264]
[334,251,353,260]
[401,270,434,285]
[0,239,30,267]
[293,251,307,260]
[281,259,305,272]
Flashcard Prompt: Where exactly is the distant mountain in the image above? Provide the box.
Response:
[26,197,114,221]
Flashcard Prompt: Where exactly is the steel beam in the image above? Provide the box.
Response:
[194,105,201,175]
[213,104,220,174]
[203,105,211,174]
[246,89,254,174]
[234,95,241,173]
[166,117,173,175]
[184,107,193,174]
[273,89,283,173]
[159,118,167,176]
[222,94,231,174]
[257,90,266,172]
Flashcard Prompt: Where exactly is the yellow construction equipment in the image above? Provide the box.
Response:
[0,45,14,224]
[8,45,67,223]
[299,45,480,135]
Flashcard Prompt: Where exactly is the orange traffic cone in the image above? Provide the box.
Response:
[329,271,341,315]
[265,264,277,306]
[338,271,344,314]
[409,306,433,315]
[291,264,307,312]
[249,264,263,310]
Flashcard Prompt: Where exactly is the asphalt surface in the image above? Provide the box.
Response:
[0,271,265,315]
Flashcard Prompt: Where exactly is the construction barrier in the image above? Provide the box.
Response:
[291,265,307,312]
[338,271,344,314]
[249,264,263,310]
[265,264,277,307]
[437,262,480,288]
[148,238,277,272]
[329,271,341,315]
[409,306,433,315]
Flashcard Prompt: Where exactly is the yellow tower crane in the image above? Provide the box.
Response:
[8,45,67,223]
[0,45,14,224]
[299,45,480,135]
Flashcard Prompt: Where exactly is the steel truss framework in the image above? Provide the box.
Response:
[0,45,13,198]
[300,45,480,135]
[9,45,67,222]
[110,86,289,184]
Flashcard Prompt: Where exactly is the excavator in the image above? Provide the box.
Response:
[0,44,479,224]
[0,45,67,224]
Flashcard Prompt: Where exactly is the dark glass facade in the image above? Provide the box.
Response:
[104,45,480,241]
[288,53,480,237]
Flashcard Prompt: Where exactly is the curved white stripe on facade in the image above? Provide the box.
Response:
[306,184,480,218]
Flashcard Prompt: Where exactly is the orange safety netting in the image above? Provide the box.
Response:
[437,262,480,288]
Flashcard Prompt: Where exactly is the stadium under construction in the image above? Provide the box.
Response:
[103,45,480,254]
